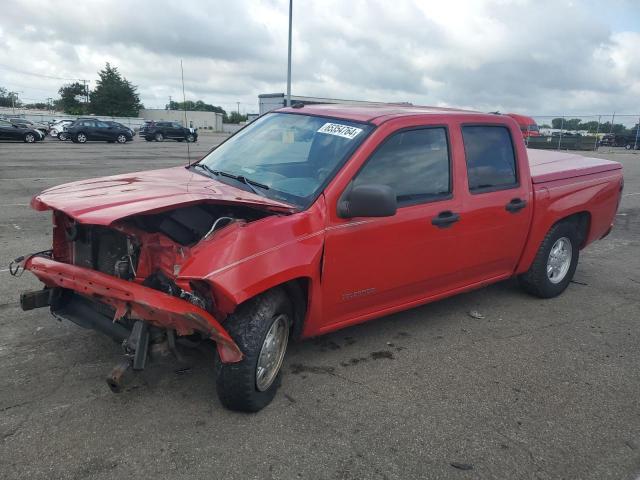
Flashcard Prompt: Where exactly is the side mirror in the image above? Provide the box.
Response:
[338,184,397,218]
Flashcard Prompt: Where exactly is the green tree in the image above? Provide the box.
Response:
[23,102,49,110]
[57,82,87,115]
[167,99,227,117]
[227,111,247,124]
[551,118,564,129]
[90,63,142,117]
[0,87,21,108]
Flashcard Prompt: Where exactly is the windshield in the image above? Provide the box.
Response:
[197,112,373,208]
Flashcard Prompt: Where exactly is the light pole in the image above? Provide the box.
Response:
[286,0,293,107]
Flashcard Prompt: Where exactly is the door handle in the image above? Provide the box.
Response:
[431,211,460,228]
[505,198,527,213]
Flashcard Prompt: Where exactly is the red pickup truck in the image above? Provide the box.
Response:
[13,105,623,412]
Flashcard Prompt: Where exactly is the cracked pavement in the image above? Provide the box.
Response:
[1,137,639,479]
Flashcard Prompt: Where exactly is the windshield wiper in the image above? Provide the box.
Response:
[194,165,269,195]
[193,163,217,177]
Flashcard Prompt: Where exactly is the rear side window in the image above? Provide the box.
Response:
[353,128,450,205]
[462,126,517,192]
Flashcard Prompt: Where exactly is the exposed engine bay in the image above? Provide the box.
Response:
[130,203,271,246]
[50,202,276,320]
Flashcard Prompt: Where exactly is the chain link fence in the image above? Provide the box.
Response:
[523,114,640,153]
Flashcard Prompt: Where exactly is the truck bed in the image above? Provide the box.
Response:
[527,149,622,184]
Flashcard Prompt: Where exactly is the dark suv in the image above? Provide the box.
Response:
[68,120,133,144]
[142,121,197,142]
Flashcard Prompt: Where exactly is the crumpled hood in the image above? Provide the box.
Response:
[31,166,295,224]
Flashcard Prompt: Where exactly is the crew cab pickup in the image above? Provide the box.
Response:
[13,105,623,412]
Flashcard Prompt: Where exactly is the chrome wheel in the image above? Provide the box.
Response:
[77,133,87,143]
[255,314,289,392]
[24,133,35,143]
[546,237,572,284]
[116,134,127,143]
[154,132,164,142]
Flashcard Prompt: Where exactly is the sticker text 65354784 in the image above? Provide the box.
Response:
[317,123,363,140]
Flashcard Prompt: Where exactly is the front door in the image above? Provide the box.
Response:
[321,126,466,327]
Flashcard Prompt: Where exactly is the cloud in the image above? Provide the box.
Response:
[0,0,639,115]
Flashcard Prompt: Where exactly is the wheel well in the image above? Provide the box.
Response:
[557,211,590,247]
[281,278,310,340]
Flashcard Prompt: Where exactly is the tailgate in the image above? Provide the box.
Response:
[528,149,622,184]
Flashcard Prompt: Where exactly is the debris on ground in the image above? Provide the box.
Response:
[468,310,485,319]
[450,462,473,470]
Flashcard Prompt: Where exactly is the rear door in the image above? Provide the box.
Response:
[453,124,532,282]
[94,121,112,140]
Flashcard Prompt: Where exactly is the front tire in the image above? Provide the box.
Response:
[116,134,127,144]
[216,288,292,412]
[23,132,36,143]
[186,134,195,142]
[154,132,164,142]
[518,221,579,298]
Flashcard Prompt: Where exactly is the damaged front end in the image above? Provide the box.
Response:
[12,202,280,389]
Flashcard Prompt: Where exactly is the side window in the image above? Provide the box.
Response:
[462,126,517,192]
[353,128,450,205]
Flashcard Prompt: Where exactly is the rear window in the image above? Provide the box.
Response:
[462,126,517,192]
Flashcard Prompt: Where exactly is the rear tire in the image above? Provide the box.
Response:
[154,132,164,142]
[216,288,292,412]
[75,132,87,143]
[518,221,579,298]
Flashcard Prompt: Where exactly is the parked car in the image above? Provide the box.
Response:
[48,120,74,138]
[66,119,133,144]
[599,133,639,149]
[142,121,197,142]
[8,118,49,136]
[13,105,623,412]
[105,121,135,137]
[0,118,44,142]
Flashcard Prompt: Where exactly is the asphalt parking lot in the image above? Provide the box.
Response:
[0,136,639,480]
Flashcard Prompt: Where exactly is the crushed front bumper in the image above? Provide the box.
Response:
[19,254,243,363]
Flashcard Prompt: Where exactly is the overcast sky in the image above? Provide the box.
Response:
[1,0,639,118]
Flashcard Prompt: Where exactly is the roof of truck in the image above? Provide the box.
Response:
[277,103,491,125]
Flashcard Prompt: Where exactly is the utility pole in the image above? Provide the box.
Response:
[81,80,89,104]
[46,97,53,112]
[236,102,240,114]
[9,91,17,114]
[168,96,172,110]
[286,0,293,107]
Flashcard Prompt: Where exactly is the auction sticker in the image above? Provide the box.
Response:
[317,123,363,140]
